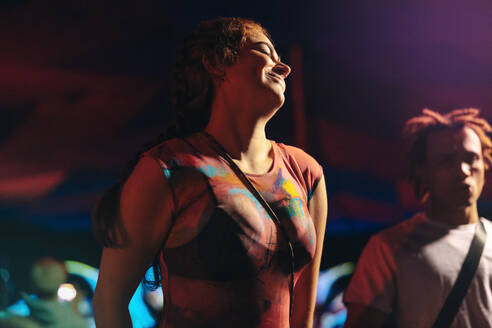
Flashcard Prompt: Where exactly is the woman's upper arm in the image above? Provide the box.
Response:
[292,174,328,328]
[309,174,328,236]
[94,155,174,307]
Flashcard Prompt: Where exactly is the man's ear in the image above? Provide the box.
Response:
[202,55,225,80]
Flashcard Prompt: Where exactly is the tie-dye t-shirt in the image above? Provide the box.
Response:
[143,132,323,328]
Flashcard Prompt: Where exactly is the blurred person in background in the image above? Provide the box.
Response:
[344,109,492,327]
[92,17,327,328]
[0,257,87,328]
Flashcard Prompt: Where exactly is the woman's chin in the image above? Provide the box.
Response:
[267,89,285,109]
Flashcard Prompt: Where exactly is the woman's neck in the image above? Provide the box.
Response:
[205,101,274,174]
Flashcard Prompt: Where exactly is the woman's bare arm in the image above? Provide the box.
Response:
[291,175,328,328]
[93,156,174,327]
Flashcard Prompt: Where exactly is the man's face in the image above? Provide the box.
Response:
[424,126,485,210]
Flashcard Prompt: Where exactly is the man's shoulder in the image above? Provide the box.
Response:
[480,217,492,234]
[370,212,427,248]
[480,217,492,225]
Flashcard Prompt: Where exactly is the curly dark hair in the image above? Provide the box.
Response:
[171,17,271,134]
[404,108,492,200]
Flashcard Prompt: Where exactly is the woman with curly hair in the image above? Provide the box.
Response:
[92,17,327,328]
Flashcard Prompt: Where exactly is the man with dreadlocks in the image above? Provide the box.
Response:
[343,108,492,328]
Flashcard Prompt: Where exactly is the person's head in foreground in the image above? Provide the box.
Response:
[93,16,328,328]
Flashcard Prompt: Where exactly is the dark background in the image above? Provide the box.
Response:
[2,0,492,294]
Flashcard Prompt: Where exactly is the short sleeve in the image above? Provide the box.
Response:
[276,143,323,202]
[343,234,396,314]
[141,141,178,211]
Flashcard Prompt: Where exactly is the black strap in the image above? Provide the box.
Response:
[432,218,487,328]
[202,132,295,321]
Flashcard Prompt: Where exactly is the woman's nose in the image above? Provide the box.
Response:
[273,62,291,79]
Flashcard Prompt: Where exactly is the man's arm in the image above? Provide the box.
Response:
[344,302,389,328]
[343,232,397,328]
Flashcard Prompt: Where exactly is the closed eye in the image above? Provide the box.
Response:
[253,42,281,61]
[255,44,272,56]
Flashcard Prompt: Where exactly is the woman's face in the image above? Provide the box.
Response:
[220,30,291,112]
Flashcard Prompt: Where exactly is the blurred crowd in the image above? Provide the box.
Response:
[0,257,349,328]
[0,258,92,328]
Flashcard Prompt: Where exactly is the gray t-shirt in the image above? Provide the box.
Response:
[344,212,492,327]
